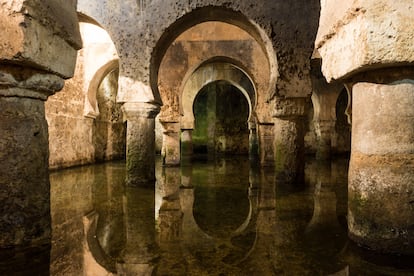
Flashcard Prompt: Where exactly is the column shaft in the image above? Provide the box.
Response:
[161,122,180,166]
[315,120,336,160]
[348,80,414,254]
[257,123,275,167]
[181,129,193,163]
[0,96,51,247]
[123,103,160,186]
[273,97,308,183]
[274,117,306,183]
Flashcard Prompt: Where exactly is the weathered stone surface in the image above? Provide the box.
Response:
[46,28,124,169]
[0,1,82,251]
[0,96,51,247]
[273,97,308,119]
[78,0,320,103]
[123,102,160,186]
[0,60,77,248]
[316,0,414,81]
[0,66,64,100]
[0,0,81,78]
[352,81,414,155]
[348,80,414,254]
[274,118,306,183]
[257,123,274,167]
[160,122,181,166]
[46,56,96,169]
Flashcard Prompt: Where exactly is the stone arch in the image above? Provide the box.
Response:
[334,87,351,154]
[76,16,119,118]
[150,5,278,108]
[181,61,256,129]
[84,59,119,118]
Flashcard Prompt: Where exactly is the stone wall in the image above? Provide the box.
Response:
[46,50,95,169]
[46,23,125,170]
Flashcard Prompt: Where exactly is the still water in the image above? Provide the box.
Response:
[2,156,414,275]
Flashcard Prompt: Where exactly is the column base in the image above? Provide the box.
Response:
[348,152,414,255]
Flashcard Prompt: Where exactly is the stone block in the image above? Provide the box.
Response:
[316,1,414,81]
[0,0,81,78]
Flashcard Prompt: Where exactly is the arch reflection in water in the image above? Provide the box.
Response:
[45,157,414,275]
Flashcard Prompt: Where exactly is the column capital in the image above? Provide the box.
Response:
[272,97,308,120]
[160,121,180,134]
[122,102,160,120]
[0,66,65,100]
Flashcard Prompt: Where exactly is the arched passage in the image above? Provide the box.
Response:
[192,80,250,155]
[151,6,277,112]
[181,62,256,130]
[47,16,124,169]
[334,88,351,154]
[92,67,126,162]
[84,59,119,118]
[156,20,271,165]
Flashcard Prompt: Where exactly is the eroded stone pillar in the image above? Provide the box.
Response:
[316,0,414,255]
[314,120,336,160]
[273,97,307,183]
[0,78,54,247]
[122,102,160,186]
[181,129,193,163]
[160,121,180,166]
[257,123,274,167]
[310,57,344,160]
[348,80,414,254]
[0,0,81,248]
[248,121,259,160]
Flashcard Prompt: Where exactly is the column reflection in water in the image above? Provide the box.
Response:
[304,160,347,274]
[117,185,158,275]
[156,166,185,275]
[50,165,95,276]
[176,157,257,275]
[46,158,414,275]
[239,166,277,275]
[93,162,126,261]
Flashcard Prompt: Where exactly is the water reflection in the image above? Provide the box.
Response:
[2,156,413,275]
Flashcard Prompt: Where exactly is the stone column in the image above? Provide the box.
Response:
[181,129,193,163]
[348,80,414,254]
[160,121,180,166]
[0,0,81,248]
[316,1,414,254]
[273,97,307,183]
[248,121,259,161]
[257,123,274,167]
[0,70,65,247]
[314,120,336,160]
[310,57,344,160]
[122,102,160,186]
